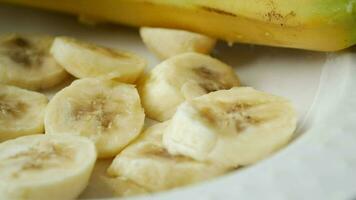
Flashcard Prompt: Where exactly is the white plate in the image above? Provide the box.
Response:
[1,4,356,200]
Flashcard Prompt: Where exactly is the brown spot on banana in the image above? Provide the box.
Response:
[199,6,237,17]
[5,37,31,48]
[264,10,296,23]
[3,36,44,67]
[264,0,296,24]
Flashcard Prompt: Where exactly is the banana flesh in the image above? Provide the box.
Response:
[163,87,297,168]
[45,78,145,158]
[138,52,240,121]
[0,134,97,200]
[50,36,147,83]
[103,176,148,197]
[107,122,229,192]
[80,159,148,198]
[140,27,216,60]
[0,34,69,90]
[0,84,48,142]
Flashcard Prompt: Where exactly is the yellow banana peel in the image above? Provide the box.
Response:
[1,0,356,51]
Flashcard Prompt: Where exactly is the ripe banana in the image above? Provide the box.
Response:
[140,27,216,60]
[0,134,97,200]
[0,84,47,142]
[45,78,145,158]
[138,52,240,121]
[107,122,229,192]
[1,0,355,51]
[163,87,297,168]
[0,34,69,90]
[50,36,147,83]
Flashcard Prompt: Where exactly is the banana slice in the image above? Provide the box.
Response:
[0,34,69,90]
[80,159,147,198]
[163,87,297,168]
[107,122,229,192]
[140,27,216,60]
[50,36,147,83]
[103,176,148,197]
[0,84,47,142]
[138,52,240,121]
[45,78,145,158]
[0,134,97,200]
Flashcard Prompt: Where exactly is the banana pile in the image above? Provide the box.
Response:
[0,29,297,199]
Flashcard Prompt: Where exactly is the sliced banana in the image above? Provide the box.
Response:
[0,34,69,90]
[107,122,229,192]
[0,134,97,200]
[80,159,147,198]
[45,78,145,158]
[138,52,240,121]
[163,87,297,168]
[103,176,148,197]
[50,36,147,83]
[140,27,216,60]
[0,84,48,142]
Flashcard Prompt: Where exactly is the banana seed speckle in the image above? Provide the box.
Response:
[194,66,231,93]
[0,96,27,118]
[6,37,31,48]
[72,96,116,130]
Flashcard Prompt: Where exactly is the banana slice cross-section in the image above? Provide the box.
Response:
[140,27,216,60]
[107,122,229,192]
[0,34,69,90]
[45,78,145,158]
[163,87,297,168]
[50,36,147,83]
[138,52,240,121]
[0,84,48,142]
[0,134,97,200]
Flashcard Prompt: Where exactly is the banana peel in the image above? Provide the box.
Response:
[1,0,356,51]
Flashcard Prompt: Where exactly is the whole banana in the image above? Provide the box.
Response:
[1,0,355,51]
